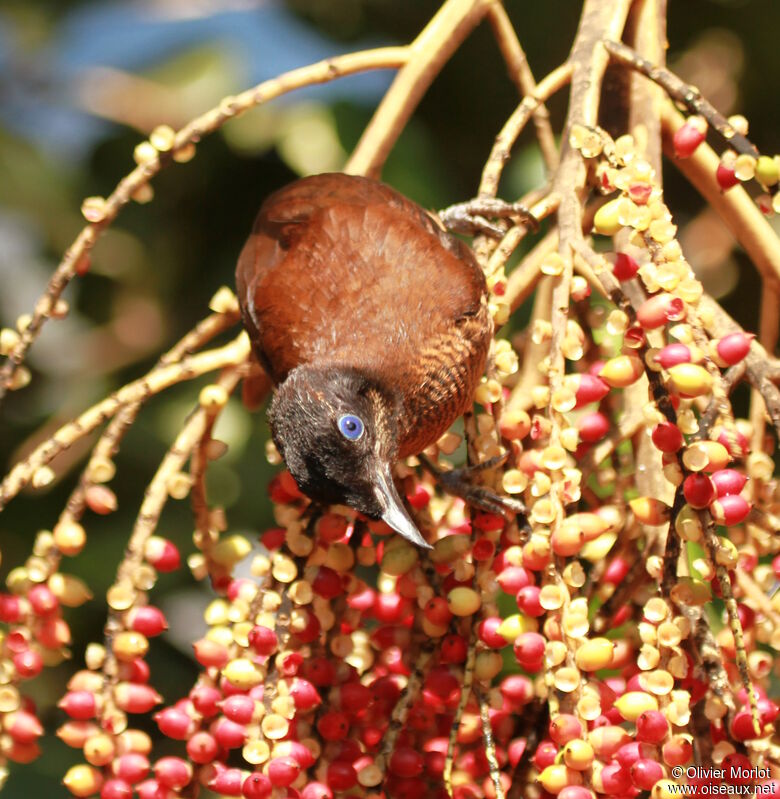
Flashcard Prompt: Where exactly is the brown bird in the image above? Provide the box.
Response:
[236,173,492,548]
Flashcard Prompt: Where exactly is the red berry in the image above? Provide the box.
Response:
[716,332,753,365]
[577,412,610,442]
[406,483,431,509]
[4,710,43,744]
[716,162,739,190]
[549,714,584,746]
[289,678,321,711]
[312,566,343,599]
[390,746,424,778]
[222,694,255,724]
[0,594,22,623]
[154,756,192,790]
[339,682,372,714]
[317,711,350,741]
[153,707,193,740]
[516,584,544,617]
[711,493,750,526]
[635,709,668,743]
[113,753,150,784]
[28,585,58,617]
[604,557,630,585]
[637,293,686,329]
[500,675,533,707]
[497,566,532,594]
[101,778,133,799]
[477,617,507,648]
[600,761,632,793]
[683,473,716,509]
[711,469,747,497]
[731,710,761,740]
[673,120,705,158]
[267,757,300,787]
[514,632,545,671]
[655,343,692,369]
[613,252,640,280]
[572,374,610,408]
[59,690,97,720]
[260,527,286,550]
[440,634,467,663]
[243,771,273,798]
[248,625,278,656]
[144,538,180,572]
[213,717,247,749]
[186,731,218,764]
[114,683,162,714]
[424,597,452,626]
[317,513,349,542]
[326,760,357,791]
[533,741,558,769]
[301,783,333,799]
[662,737,693,766]
[128,606,167,637]
[631,758,664,791]
[211,767,244,796]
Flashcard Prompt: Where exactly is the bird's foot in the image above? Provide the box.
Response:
[417,453,527,518]
[437,198,540,239]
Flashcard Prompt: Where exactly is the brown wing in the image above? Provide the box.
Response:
[237,173,492,453]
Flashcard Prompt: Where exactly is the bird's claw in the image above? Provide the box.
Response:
[437,198,540,239]
[418,453,527,518]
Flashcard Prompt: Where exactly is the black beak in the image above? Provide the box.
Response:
[374,463,432,549]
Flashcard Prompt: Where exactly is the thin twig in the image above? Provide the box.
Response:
[485,4,559,173]
[478,64,572,201]
[604,39,759,158]
[346,0,493,178]
[0,334,250,512]
[660,104,780,288]
[0,48,408,404]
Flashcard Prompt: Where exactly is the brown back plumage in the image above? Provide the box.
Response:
[236,173,492,457]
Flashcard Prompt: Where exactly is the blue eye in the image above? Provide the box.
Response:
[338,414,365,441]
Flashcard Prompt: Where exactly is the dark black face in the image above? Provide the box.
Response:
[267,365,431,549]
[269,366,394,515]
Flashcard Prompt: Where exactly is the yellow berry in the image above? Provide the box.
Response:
[222,658,263,689]
[447,587,481,617]
[563,738,595,770]
[593,199,623,236]
[575,638,614,672]
[614,691,659,721]
[63,764,104,797]
[668,363,713,397]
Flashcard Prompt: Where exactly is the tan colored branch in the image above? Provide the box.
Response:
[0,47,409,404]
[606,39,759,158]
[486,4,559,172]
[478,64,572,200]
[57,307,239,533]
[661,104,780,288]
[699,296,780,441]
[0,334,250,512]
[101,367,242,713]
[346,0,494,178]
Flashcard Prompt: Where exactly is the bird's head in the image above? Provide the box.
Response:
[268,365,430,549]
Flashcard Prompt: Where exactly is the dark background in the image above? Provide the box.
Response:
[0,0,777,793]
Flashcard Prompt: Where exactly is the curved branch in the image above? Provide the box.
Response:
[346,0,494,178]
[0,334,250,512]
[660,104,780,287]
[0,47,409,404]
[486,4,560,172]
